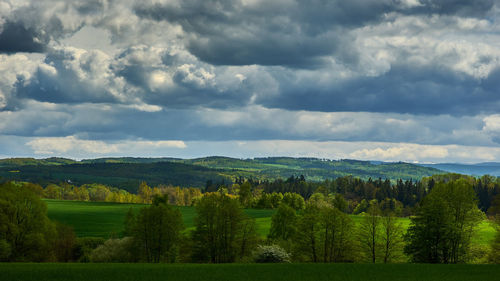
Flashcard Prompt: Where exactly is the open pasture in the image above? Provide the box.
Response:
[44,200,495,247]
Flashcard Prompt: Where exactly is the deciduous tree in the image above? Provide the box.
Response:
[404,179,482,263]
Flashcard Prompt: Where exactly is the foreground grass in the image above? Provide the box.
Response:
[1,263,499,281]
[44,200,496,246]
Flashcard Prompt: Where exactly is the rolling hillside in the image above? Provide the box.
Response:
[0,156,444,191]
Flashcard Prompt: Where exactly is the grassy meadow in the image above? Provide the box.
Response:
[44,199,496,246]
[44,200,275,237]
[2,263,499,281]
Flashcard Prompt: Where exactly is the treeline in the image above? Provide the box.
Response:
[12,172,500,218]
[213,174,500,216]
[15,181,202,206]
[3,178,500,264]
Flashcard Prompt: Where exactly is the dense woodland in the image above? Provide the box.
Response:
[0,156,443,191]
[2,172,500,264]
[6,172,500,217]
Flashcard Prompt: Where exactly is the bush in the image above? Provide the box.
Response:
[0,239,11,261]
[73,237,105,262]
[90,237,135,263]
[253,245,290,263]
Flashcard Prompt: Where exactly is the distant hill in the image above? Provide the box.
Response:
[419,163,500,177]
[0,161,228,192]
[0,156,444,191]
[0,157,77,167]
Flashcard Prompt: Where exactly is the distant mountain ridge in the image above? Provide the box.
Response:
[418,162,500,177]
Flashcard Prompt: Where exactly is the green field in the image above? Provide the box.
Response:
[45,200,496,246]
[45,200,275,238]
[1,263,499,281]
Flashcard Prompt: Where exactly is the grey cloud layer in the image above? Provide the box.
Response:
[1,0,500,157]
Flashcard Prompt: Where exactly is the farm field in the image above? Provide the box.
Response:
[45,200,275,237]
[1,263,499,281]
[44,200,496,246]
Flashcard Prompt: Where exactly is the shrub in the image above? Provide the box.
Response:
[253,245,290,263]
[73,237,105,262]
[0,240,11,261]
[90,237,135,262]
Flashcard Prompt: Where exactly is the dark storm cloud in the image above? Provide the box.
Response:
[0,22,46,53]
[134,0,495,68]
[259,64,500,115]
[408,0,495,17]
[134,0,399,67]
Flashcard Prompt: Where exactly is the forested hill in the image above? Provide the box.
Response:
[0,157,443,191]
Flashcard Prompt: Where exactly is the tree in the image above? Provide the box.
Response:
[54,222,77,262]
[282,192,305,210]
[488,215,500,263]
[0,182,56,261]
[268,203,297,241]
[131,195,184,262]
[380,211,404,263]
[138,182,153,204]
[294,203,320,262]
[191,193,258,263]
[404,179,482,263]
[293,203,354,263]
[330,194,348,213]
[238,182,253,208]
[123,207,136,237]
[358,203,381,263]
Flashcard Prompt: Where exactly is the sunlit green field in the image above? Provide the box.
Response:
[44,200,496,247]
[2,263,499,281]
[44,200,275,237]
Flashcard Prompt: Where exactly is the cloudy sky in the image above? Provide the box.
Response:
[1,0,500,163]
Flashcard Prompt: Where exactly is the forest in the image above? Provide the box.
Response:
[1,172,500,265]
[0,156,443,191]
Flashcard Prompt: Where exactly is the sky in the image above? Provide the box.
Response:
[1,0,500,163]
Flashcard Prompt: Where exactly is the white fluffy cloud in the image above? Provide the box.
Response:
[27,135,186,156]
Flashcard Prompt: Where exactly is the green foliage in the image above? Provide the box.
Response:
[130,200,184,263]
[90,237,136,263]
[0,182,56,261]
[405,179,483,263]
[268,204,297,241]
[0,162,229,192]
[0,157,443,192]
[282,192,305,210]
[488,216,500,263]
[73,237,105,262]
[0,239,11,261]
[253,245,290,263]
[293,203,355,262]
[191,193,258,263]
[380,212,405,263]
[54,222,77,262]
[238,181,253,208]
[358,204,382,263]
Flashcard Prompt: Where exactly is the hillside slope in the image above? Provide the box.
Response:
[0,156,443,191]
